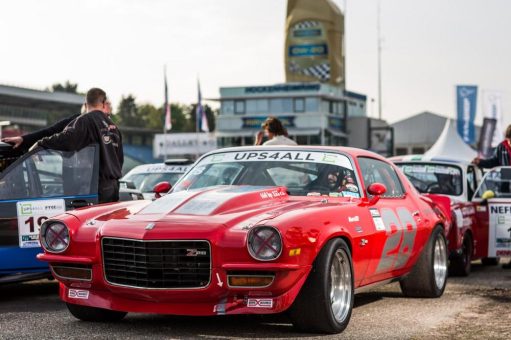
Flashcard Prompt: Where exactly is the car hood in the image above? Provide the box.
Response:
[76,186,335,239]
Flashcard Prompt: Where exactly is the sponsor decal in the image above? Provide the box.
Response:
[454,209,464,229]
[341,191,360,198]
[247,298,273,308]
[348,216,359,223]
[372,217,386,231]
[260,190,286,200]
[307,192,321,197]
[145,223,155,230]
[476,206,487,212]
[369,208,380,217]
[68,289,89,299]
[329,192,341,197]
[16,199,66,248]
[488,203,511,257]
[201,151,354,170]
[186,249,207,257]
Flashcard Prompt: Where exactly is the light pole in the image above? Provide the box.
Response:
[377,0,383,120]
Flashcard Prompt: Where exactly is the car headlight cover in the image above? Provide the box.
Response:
[40,221,70,253]
[247,226,282,261]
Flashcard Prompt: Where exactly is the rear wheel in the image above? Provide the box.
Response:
[289,238,354,334]
[481,257,500,266]
[66,303,127,322]
[450,233,473,276]
[400,225,448,298]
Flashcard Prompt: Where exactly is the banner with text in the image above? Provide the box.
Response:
[456,85,478,144]
[154,133,217,158]
[483,91,503,147]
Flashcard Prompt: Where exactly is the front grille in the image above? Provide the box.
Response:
[102,238,211,289]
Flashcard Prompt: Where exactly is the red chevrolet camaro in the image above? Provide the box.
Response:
[38,146,451,334]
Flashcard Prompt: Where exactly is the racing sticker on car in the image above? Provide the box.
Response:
[488,203,511,256]
[68,289,89,299]
[201,151,354,170]
[375,207,417,273]
[247,298,273,308]
[369,208,386,231]
[16,199,66,248]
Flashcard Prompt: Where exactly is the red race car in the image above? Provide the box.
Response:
[38,146,451,334]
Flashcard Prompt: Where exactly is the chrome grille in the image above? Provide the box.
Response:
[102,238,211,289]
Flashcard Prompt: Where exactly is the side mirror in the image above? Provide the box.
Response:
[367,183,387,196]
[153,181,172,199]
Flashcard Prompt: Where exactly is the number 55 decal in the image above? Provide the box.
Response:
[376,207,417,273]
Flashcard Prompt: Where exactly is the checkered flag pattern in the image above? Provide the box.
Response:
[302,62,330,81]
[293,20,320,30]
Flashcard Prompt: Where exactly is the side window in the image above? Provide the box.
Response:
[0,146,97,200]
[359,157,404,198]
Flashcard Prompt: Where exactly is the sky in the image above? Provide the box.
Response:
[0,0,510,124]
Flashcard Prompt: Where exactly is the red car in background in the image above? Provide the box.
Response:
[391,155,500,276]
[38,146,451,334]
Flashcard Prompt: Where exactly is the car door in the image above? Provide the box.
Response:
[357,157,426,285]
[0,145,99,275]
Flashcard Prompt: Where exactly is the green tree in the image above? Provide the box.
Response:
[139,104,162,130]
[116,95,144,127]
[50,81,79,93]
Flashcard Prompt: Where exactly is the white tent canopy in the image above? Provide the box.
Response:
[423,119,477,162]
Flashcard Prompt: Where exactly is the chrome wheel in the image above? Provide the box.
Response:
[330,248,352,323]
[433,234,448,289]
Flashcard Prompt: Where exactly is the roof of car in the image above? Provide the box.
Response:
[206,145,389,162]
[126,162,190,175]
[389,154,471,165]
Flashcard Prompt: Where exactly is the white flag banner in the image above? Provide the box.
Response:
[483,91,503,147]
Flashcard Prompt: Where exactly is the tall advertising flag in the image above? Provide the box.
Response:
[164,67,172,131]
[456,85,478,144]
[483,91,503,147]
[196,81,209,133]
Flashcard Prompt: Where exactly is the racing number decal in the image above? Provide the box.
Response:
[25,216,48,233]
[375,207,417,273]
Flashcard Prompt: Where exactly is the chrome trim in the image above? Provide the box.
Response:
[50,265,92,282]
[226,274,275,289]
[247,226,283,262]
[101,237,212,290]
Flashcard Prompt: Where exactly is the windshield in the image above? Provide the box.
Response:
[123,172,183,193]
[172,150,360,197]
[397,163,463,196]
[474,167,511,198]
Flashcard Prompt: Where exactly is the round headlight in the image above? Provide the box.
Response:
[247,226,282,261]
[40,221,70,253]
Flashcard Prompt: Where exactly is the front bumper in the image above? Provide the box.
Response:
[38,253,310,315]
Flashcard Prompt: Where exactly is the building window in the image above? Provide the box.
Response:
[221,100,234,115]
[411,147,425,154]
[246,100,258,114]
[235,100,245,114]
[269,98,293,114]
[395,147,408,156]
[305,97,318,112]
[294,98,305,112]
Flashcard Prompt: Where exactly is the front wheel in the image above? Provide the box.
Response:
[400,225,448,298]
[66,303,127,322]
[289,238,354,334]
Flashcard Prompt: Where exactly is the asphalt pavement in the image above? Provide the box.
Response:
[0,260,510,340]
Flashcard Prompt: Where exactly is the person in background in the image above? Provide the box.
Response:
[1,99,114,151]
[472,124,511,168]
[34,88,123,204]
[254,116,297,146]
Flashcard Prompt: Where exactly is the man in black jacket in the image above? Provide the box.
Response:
[34,88,123,203]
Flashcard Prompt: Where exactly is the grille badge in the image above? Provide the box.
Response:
[145,223,155,230]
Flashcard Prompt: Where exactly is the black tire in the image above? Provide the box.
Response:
[289,238,354,334]
[449,233,473,277]
[66,303,127,322]
[400,225,448,298]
